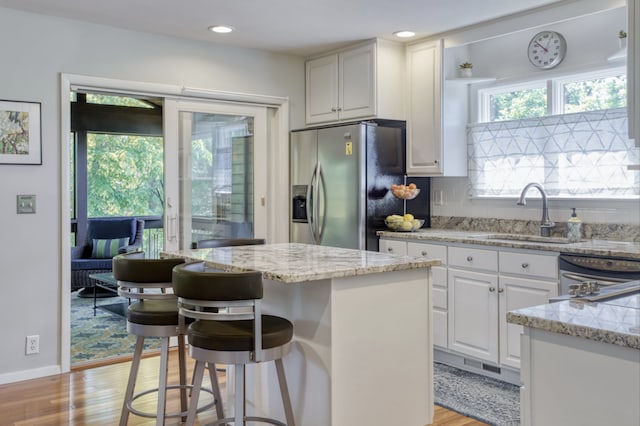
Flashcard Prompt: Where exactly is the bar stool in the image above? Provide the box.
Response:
[191,238,266,249]
[113,252,223,426]
[172,261,296,426]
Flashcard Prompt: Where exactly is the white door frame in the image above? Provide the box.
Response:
[163,99,269,252]
[59,73,290,372]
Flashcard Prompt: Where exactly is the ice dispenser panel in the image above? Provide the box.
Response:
[292,185,307,222]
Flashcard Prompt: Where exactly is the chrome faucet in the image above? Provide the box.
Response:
[517,182,555,237]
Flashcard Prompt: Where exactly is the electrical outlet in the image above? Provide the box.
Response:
[26,335,39,355]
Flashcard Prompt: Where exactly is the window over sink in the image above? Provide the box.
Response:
[469,67,639,199]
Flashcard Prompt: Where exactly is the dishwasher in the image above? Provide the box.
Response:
[559,253,640,295]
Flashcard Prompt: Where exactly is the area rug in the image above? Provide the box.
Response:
[434,362,520,426]
[71,291,160,365]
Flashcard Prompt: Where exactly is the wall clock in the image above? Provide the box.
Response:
[527,30,567,69]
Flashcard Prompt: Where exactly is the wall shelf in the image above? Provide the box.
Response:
[445,77,496,84]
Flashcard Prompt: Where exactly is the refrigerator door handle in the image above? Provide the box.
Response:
[317,162,327,243]
[308,163,320,244]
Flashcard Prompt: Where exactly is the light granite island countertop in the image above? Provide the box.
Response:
[163,243,440,426]
[506,291,640,426]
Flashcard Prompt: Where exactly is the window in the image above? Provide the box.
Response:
[470,67,638,199]
[480,82,547,122]
[558,72,626,114]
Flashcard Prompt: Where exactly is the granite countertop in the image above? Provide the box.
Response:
[377,229,640,259]
[507,292,640,350]
[162,242,440,284]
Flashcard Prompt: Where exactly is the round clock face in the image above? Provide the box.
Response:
[527,31,567,69]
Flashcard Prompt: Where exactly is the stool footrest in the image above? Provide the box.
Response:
[126,384,217,419]
[210,416,288,426]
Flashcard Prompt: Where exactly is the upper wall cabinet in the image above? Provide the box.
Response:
[406,39,467,176]
[305,40,405,125]
[629,0,639,147]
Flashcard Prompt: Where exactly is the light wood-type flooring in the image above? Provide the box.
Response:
[0,350,487,426]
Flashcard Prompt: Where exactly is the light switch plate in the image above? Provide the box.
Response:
[17,194,36,214]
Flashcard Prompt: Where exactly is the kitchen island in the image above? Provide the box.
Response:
[507,290,640,426]
[163,243,441,426]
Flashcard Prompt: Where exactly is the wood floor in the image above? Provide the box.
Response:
[0,350,487,426]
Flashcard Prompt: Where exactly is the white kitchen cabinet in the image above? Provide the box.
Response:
[446,245,558,368]
[378,238,407,255]
[305,40,405,125]
[408,242,448,348]
[499,276,557,369]
[405,39,467,176]
[447,246,499,361]
[498,250,558,369]
[381,238,559,370]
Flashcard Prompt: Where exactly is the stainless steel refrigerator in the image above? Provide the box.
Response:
[290,120,430,251]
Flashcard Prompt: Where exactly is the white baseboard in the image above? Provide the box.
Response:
[0,365,61,385]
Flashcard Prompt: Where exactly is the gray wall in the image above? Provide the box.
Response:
[0,7,304,382]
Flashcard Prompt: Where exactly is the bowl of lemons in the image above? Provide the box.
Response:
[384,214,424,232]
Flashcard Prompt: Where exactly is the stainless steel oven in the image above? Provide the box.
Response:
[559,253,640,295]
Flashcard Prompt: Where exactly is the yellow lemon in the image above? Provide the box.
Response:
[401,221,413,231]
[403,213,414,221]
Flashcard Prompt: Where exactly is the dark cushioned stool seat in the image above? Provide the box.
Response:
[127,300,180,326]
[189,316,293,352]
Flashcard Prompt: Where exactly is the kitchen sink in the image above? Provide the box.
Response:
[484,234,582,244]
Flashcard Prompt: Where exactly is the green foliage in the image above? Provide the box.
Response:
[563,75,627,113]
[490,87,547,121]
[87,133,163,217]
[86,94,153,108]
[488,74,627,122]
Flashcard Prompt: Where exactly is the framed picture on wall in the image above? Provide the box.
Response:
[0,99,42,165]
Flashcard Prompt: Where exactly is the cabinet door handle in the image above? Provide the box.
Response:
[466,256,473,262]
[521,263,529,269]
[498,288,505,293]
[421,251,428,256]
[387,247,393,252]
[489,287,496,292]
[331,107,337,112]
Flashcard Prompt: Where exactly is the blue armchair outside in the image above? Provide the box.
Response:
[71,218,145,292]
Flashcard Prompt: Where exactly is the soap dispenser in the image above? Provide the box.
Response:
[567,208,582,242]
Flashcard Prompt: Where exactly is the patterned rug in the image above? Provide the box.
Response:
[71,291,160,365]
[434,362,520,426]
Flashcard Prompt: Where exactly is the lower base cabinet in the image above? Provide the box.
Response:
[380,237,559,371]
[448,267,499,362]
[499,275,558,369]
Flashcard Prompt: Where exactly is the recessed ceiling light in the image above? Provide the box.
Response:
[393,30,416,38]
[208,25,234,34]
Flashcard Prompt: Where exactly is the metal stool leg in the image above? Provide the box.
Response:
[120,336,145,426]
[207,362,225,420]
[234,364,245,425]
[275,358,295,426]
[156,337,170,426]
[178,334,188,422]
[185,360,207,426]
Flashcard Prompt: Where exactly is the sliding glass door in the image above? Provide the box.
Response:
[164,101,268,251]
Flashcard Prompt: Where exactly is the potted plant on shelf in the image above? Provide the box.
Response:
[618,30,627,49]
[459,62,473,78]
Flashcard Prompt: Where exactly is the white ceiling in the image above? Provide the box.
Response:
[0,0,565,56]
